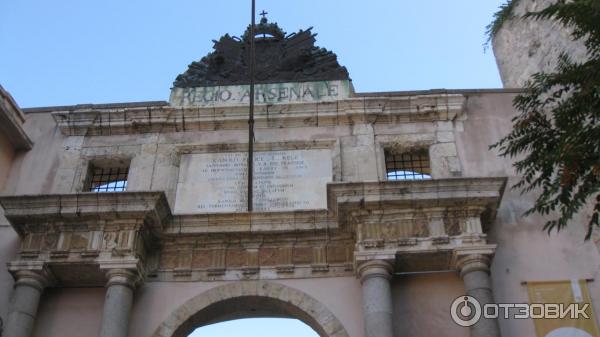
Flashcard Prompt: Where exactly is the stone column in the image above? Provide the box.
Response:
[357,260,394,337]
[4,270,50,337]
[98,269,139,337]
[456,254,500,337]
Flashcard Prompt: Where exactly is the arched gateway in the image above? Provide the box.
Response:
[0,14,511,337]
[152,282,349,337]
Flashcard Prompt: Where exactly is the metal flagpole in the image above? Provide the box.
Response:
[247,0,256,212]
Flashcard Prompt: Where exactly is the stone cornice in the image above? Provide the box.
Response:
[176,139,336,154]
[168,210,337,234]
[0,84,32,150]
[327,177,507,226]
[0,191,171,236]
[50,94,465,136]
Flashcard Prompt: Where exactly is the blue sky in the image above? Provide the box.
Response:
[1,0,505,108]
[189,318,319,337]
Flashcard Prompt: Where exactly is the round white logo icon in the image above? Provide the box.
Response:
[451,295,482,327]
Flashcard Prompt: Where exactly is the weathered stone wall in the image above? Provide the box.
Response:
[492,0,588,87]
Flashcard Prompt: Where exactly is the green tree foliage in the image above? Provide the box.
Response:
[491,0,600,239]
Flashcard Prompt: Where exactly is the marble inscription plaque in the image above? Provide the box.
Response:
[175,149,332,213]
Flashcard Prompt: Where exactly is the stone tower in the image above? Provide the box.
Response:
[492,0,588,88]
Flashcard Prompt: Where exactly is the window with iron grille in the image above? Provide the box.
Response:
[86,166,129,192]
[385,149,431,180]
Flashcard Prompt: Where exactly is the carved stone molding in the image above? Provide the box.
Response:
[167,210,338,234]
[50,94,465,136]
[157,232,355,281]
[176,140,336,155]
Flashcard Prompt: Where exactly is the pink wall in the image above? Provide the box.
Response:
[0,133,15,190]
[31,288,105,337]
[392,273,469,337]
[0,226,19,326]
[29,277,364,337]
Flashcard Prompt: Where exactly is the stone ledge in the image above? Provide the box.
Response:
[0,191,171,236]
[152,264,355,282]
[167,210,337,234]
[177,139,336,154]
[0,84,32,150]
[327,177,507,222]
[50,93,465,136]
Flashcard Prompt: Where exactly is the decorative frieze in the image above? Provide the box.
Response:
[157,234,355,281]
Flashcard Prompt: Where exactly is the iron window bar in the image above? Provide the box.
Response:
[385,150,431,181]
[87,166,129,192]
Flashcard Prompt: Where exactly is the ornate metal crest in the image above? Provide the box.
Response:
[173,16,350,87]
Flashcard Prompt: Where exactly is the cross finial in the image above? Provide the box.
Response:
[259,10,268,20]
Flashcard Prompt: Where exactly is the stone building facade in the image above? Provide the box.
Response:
[1,18,599,337]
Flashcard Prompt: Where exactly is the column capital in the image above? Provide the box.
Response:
[356,260,394,283]
[10,267,54,292]
[455,253,492,278]
[104,268,141,290]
